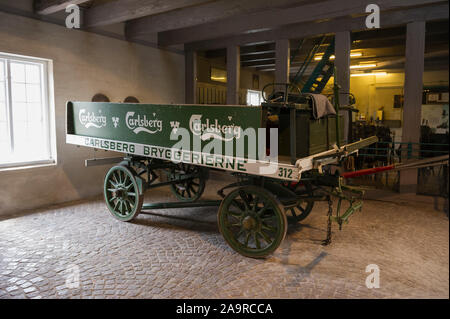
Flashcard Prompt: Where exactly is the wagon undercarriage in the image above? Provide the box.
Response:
[102,154,366,258]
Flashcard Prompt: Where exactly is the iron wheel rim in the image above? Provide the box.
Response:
[218,186,287,258]
[104,165,142,222]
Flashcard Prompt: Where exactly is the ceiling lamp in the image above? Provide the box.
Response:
[314,51,363,61]
[350,63,377,69]
[351,71,387,77]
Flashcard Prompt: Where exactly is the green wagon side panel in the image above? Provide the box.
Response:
[66,102,263,159]
[278,111,345,158]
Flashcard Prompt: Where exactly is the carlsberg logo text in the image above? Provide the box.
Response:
[79,109,107,128]
[189,114,242,141]
[126,112,163,134]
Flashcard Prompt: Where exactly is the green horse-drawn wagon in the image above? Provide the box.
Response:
[66,83,377,258]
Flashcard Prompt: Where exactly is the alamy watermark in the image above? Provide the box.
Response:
[65,4,80,29]
[365,4,380,29]
[365,264,380,289]
[65,264,80,289]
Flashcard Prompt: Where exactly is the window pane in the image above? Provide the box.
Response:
[0,101,7,122]
[26,64,41,84]
[0,119,10,161]
[0,81,5,102]
[12,82,26,102]
[0,60,4,80]
[0,55,52,166]
[11,62,26,82]
[27,102,43,122]
[0,121,7,141]
[26,84,41,103]
[13,102,27,121]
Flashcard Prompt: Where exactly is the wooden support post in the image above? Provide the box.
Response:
[185,50,197,104]
[226,45,240,105]
[400,21,426,193]
[335,31,351,106]
[275,39,290,85]
[335,31,351,144]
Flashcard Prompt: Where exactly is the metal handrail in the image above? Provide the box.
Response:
[261,82,302,104]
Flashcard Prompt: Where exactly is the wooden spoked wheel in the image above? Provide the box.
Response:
[284,181,315,222]
[104,165,143,222]
[169,163,205,202]
[218,186,287,258]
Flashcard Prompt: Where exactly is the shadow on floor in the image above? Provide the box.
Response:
[132,207,219,234]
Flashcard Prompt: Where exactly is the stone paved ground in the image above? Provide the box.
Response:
[0,177,448,299]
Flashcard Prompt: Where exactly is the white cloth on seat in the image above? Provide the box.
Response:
[304,93,336,119]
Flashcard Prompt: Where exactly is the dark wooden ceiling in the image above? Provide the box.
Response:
[29,0,450,76]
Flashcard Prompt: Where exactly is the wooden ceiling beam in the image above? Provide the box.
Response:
[84,0,212,28]
[240,43,275,55]
[159,0,444,46]
[241,53,275,63]
[186,3,448,51]
[125,0,313,40]
[34,0,90,15]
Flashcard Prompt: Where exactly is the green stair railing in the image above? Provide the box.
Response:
[301,38,335,93]
[291,36,327,89]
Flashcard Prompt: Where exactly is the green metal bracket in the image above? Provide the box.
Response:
[135,176,144,195]
[329,201,363,229]
[341,184,365,197]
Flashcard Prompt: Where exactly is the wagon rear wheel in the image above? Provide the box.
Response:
[169,163,206,202]
[218,186,287,258]
[104,165,143,222]
[285,182,315,222]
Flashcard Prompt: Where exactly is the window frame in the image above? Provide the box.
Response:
[246,89,263,106]
[0,52,56,170]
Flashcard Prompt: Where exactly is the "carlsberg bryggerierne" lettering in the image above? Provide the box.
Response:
[126,112,163,134]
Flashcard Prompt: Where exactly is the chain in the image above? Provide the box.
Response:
[322,195,333,246]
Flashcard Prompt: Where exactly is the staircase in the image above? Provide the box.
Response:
[290,37,335,94]
[301,39,335,93]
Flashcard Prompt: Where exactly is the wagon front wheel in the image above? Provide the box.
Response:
[104,165,143,222]
[218,186,287,258]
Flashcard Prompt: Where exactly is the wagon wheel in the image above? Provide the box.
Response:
[104,165,143,222]
[169,163,206,202]
[218,186,287,258]
[284,181,315,222]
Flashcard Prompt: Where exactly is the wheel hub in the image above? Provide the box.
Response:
[113,187,127,200]
[242,215,257,230]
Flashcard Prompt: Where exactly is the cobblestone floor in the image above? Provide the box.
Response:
[0,178,448,299]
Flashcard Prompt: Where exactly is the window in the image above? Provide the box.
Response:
[0,53,55,169]
[246,89,263,106]
[210,67,227,83]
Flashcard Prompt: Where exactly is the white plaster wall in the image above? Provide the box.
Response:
[0,12,185,216]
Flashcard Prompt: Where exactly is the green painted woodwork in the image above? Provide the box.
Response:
[67,101,263,159]
[278,110,345,158]
[217,185,287,258]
